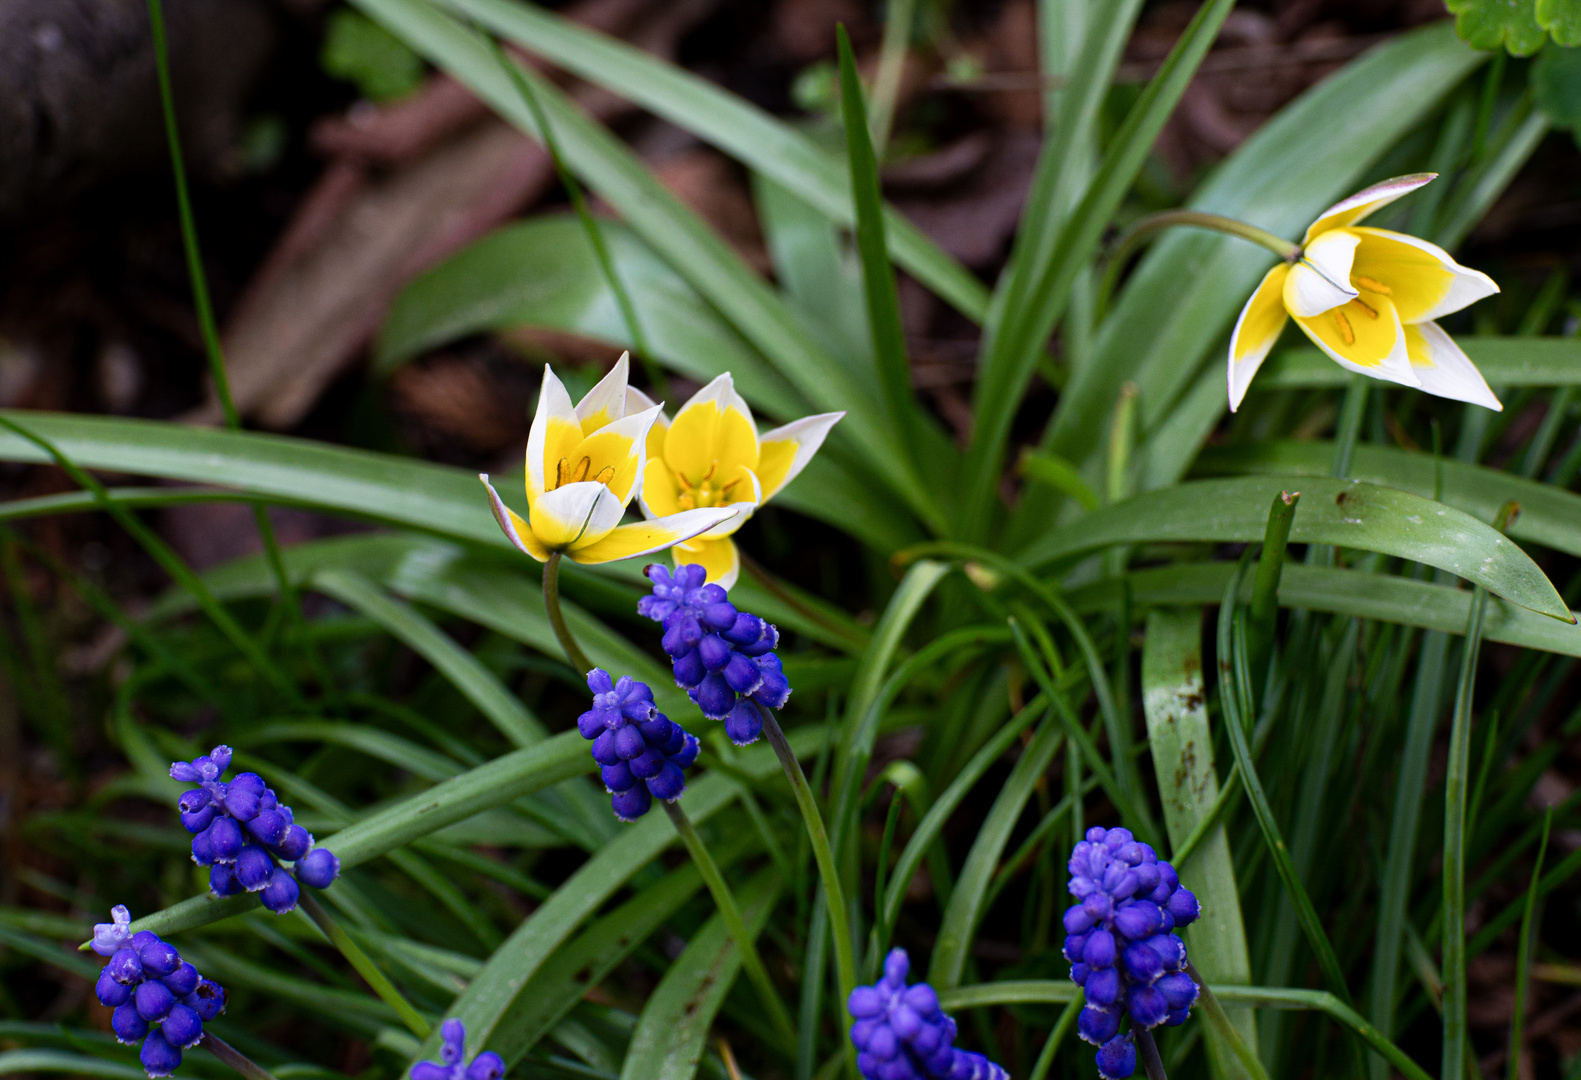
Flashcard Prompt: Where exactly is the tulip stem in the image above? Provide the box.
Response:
[200,1032,279,1080]
[1185,962,1270,1080]
[299,893,430,1038]
[757,704,859,1010]
[1097,210,1301,322]
[663,800,800,1051]
[544,552,594,676]
[1135,1028,1168,1080]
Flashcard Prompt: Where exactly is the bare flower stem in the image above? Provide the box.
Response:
[200,1032,279,1080]
[1135,1028,1168,1080]
[544,551,593,676]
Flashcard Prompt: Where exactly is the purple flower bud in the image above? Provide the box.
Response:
[235,845,274,892]
[693,671,735,720]
[1156,971,1198,1011]
[185,979,226,1021]
[1085,966,1121,1006]
[106,947,143,984]
[296,848,340,889]
[670,733,700,769]
[628,747,666,779]
[178,789,210,815]
[1077,1005,1120,1046]
[698,634,733,670]
[190,828,215,867]
[209,863,242,897]
[848,987,884,1018]
[671,649,705,687]
[467,1052,506,1080]
[140,1028,182,1078]
[723,701,761,745]
[601,761,635,793]
[722,652,764,694]
[96,969,132,1008]
[1167,886,1200,926]
[611,786,651,821]
[247,808,289,847]
[577,710,608,739]
[1063,904,1095,935]
[1095,1033,1135,1079]
[1113,901,1163,940]
[206,817,243,863]
[1126,984,1168,1029]
[181,804,218,834]
[646,761,686,801]
[260,867,300,913]
[1083,929,1117,968]
[163,962,200,998]
[613,725,646,760]
[138,938,181,979]
[590,730,620,766]
[163,1002,204,1049]
[276,824,313,861]
[111,1001,148,1044]
[1121,941,1163,983]
[134,979,176,1022]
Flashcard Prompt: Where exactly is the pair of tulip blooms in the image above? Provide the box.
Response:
[482,356,841,589]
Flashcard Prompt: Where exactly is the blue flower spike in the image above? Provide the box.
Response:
[639,564,790,744]
[170,745,340,909]
[411,1019,506,1080]
[579,670,700,821]
[847,948,1008,1080]
[1063,826,1201,1078]
[92,907,226,1077]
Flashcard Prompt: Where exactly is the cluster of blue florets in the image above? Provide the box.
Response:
[1063,826,1201,1079]
[172,746,340,913]
[579,670,700,821]
[412,1018,504,1080]
[847,949,1008,1080]
[91,906,227,1077]
[638,564,789,745]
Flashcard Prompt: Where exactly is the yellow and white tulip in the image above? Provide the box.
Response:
[480,355,736,565]
[1228,173,1501,412]
[635,373,843,588]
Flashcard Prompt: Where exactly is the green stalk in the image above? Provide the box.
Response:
[663,801,799,1051]
[1135,1028,1168,1080]
[1330,376,1370,480]
[1247,490,1299,687]
[757,705,859,1008]
[1096,210,1299,321]
[543,552,593,676]
[144,0,324,693]
[1186,962,1271,1080]
[200,1032,280,1080]
[1028,994,1083,1080]
[299,893,430,1038]
[1170,761,1240,869]
[1506,809,1552,1080]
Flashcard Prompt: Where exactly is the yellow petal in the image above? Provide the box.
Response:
[1227,263,1291,412]
[1292,290,1419,388]
[1404,322,1502,411]
[663,374,759,483]
[1348,228,1499,323]
[527,366,582,505]
[756,412,844,500]
[574,353,631,435]
[567,507,738,565]
[696,466,760,539]
[480,473,549,562]
[639,457,684,517]
[1302,173,1436,245]
[1284,230,1359,317]
[672,535,741,590]
[530,481,622,550]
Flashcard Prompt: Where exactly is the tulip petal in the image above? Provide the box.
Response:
[527,366,582,505]
[561,404,659,505]
[1227,263,1291,412]
[575,353,631,435]
[531,481,623,550]
[665,373,759,484]
[672,535,741,590]
[756,412,845,500]
[1404,321,1503,411]
[1292,292,1419,388]
[697,466,761,539]
[1284,230,1359,317]
[480,474,549,561]
[624,387,669,460]
[1348,228,1499,323]
[1302,172,1436,245]
[567,507,738,565]
[639,457,684,518]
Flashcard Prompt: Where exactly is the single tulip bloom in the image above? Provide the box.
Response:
[482,356,736,565]
[1228,173,1500,412]
[635,372,843,588]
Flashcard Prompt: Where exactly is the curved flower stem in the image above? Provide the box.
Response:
[1135,1028,1168,1080]
[299,893,431,1038]
[1096,210,1301,322]
[200,1032,279,1080]
[757,704,859,1008]
[1185,962,1270,1080]
[543,552,594,676]
[663,800,799,1051]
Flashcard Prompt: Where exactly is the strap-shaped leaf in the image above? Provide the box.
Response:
[1019,476,1570,620]
[1256,338,1581,389]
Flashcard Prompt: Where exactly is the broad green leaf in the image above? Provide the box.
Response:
[312,568,547,748]
[375,216,803,411]
[1019,475,1570,620]
[1255,338,1581,389]
[1020,23,1484,544]
[618,871,782,1080]
[1141,608,1257,1074]
[429,0,988,322]
[118,731,592,941]
[348,0,938,525]
[242,720,466,782]
[0,1051,149,1080]
[1534,39,1581,125]
[1446,0,1548,54]
[1194,441,1581,560]
[929,717,1063,989]
[1538,0,1581,45]
[1066,562,1581,657]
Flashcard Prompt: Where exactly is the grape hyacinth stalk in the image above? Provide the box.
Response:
[847,948,1008,1080]
[90,907,229,1078]
[172,746,340,913]
[639,563,858,1006]
[1063,827,1202,1080]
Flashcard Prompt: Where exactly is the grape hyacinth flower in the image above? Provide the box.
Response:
[171,746,340,912]
[847,948,1008,1080]
[638,564,790,745]
[92,908,227,1078]
[579,670,700,821]
[1063,827,1202,1079]
[411,1018,505,1080]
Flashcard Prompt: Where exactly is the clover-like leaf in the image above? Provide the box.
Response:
[1533,42,1581,135]
[1447,0,1550,55]
[1537,0,1581,45]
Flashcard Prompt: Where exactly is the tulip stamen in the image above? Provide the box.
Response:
[1355,275,1392,295]
[554,455,606,489]
[1353,298,1380,320]
[1333,311,1355,346]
